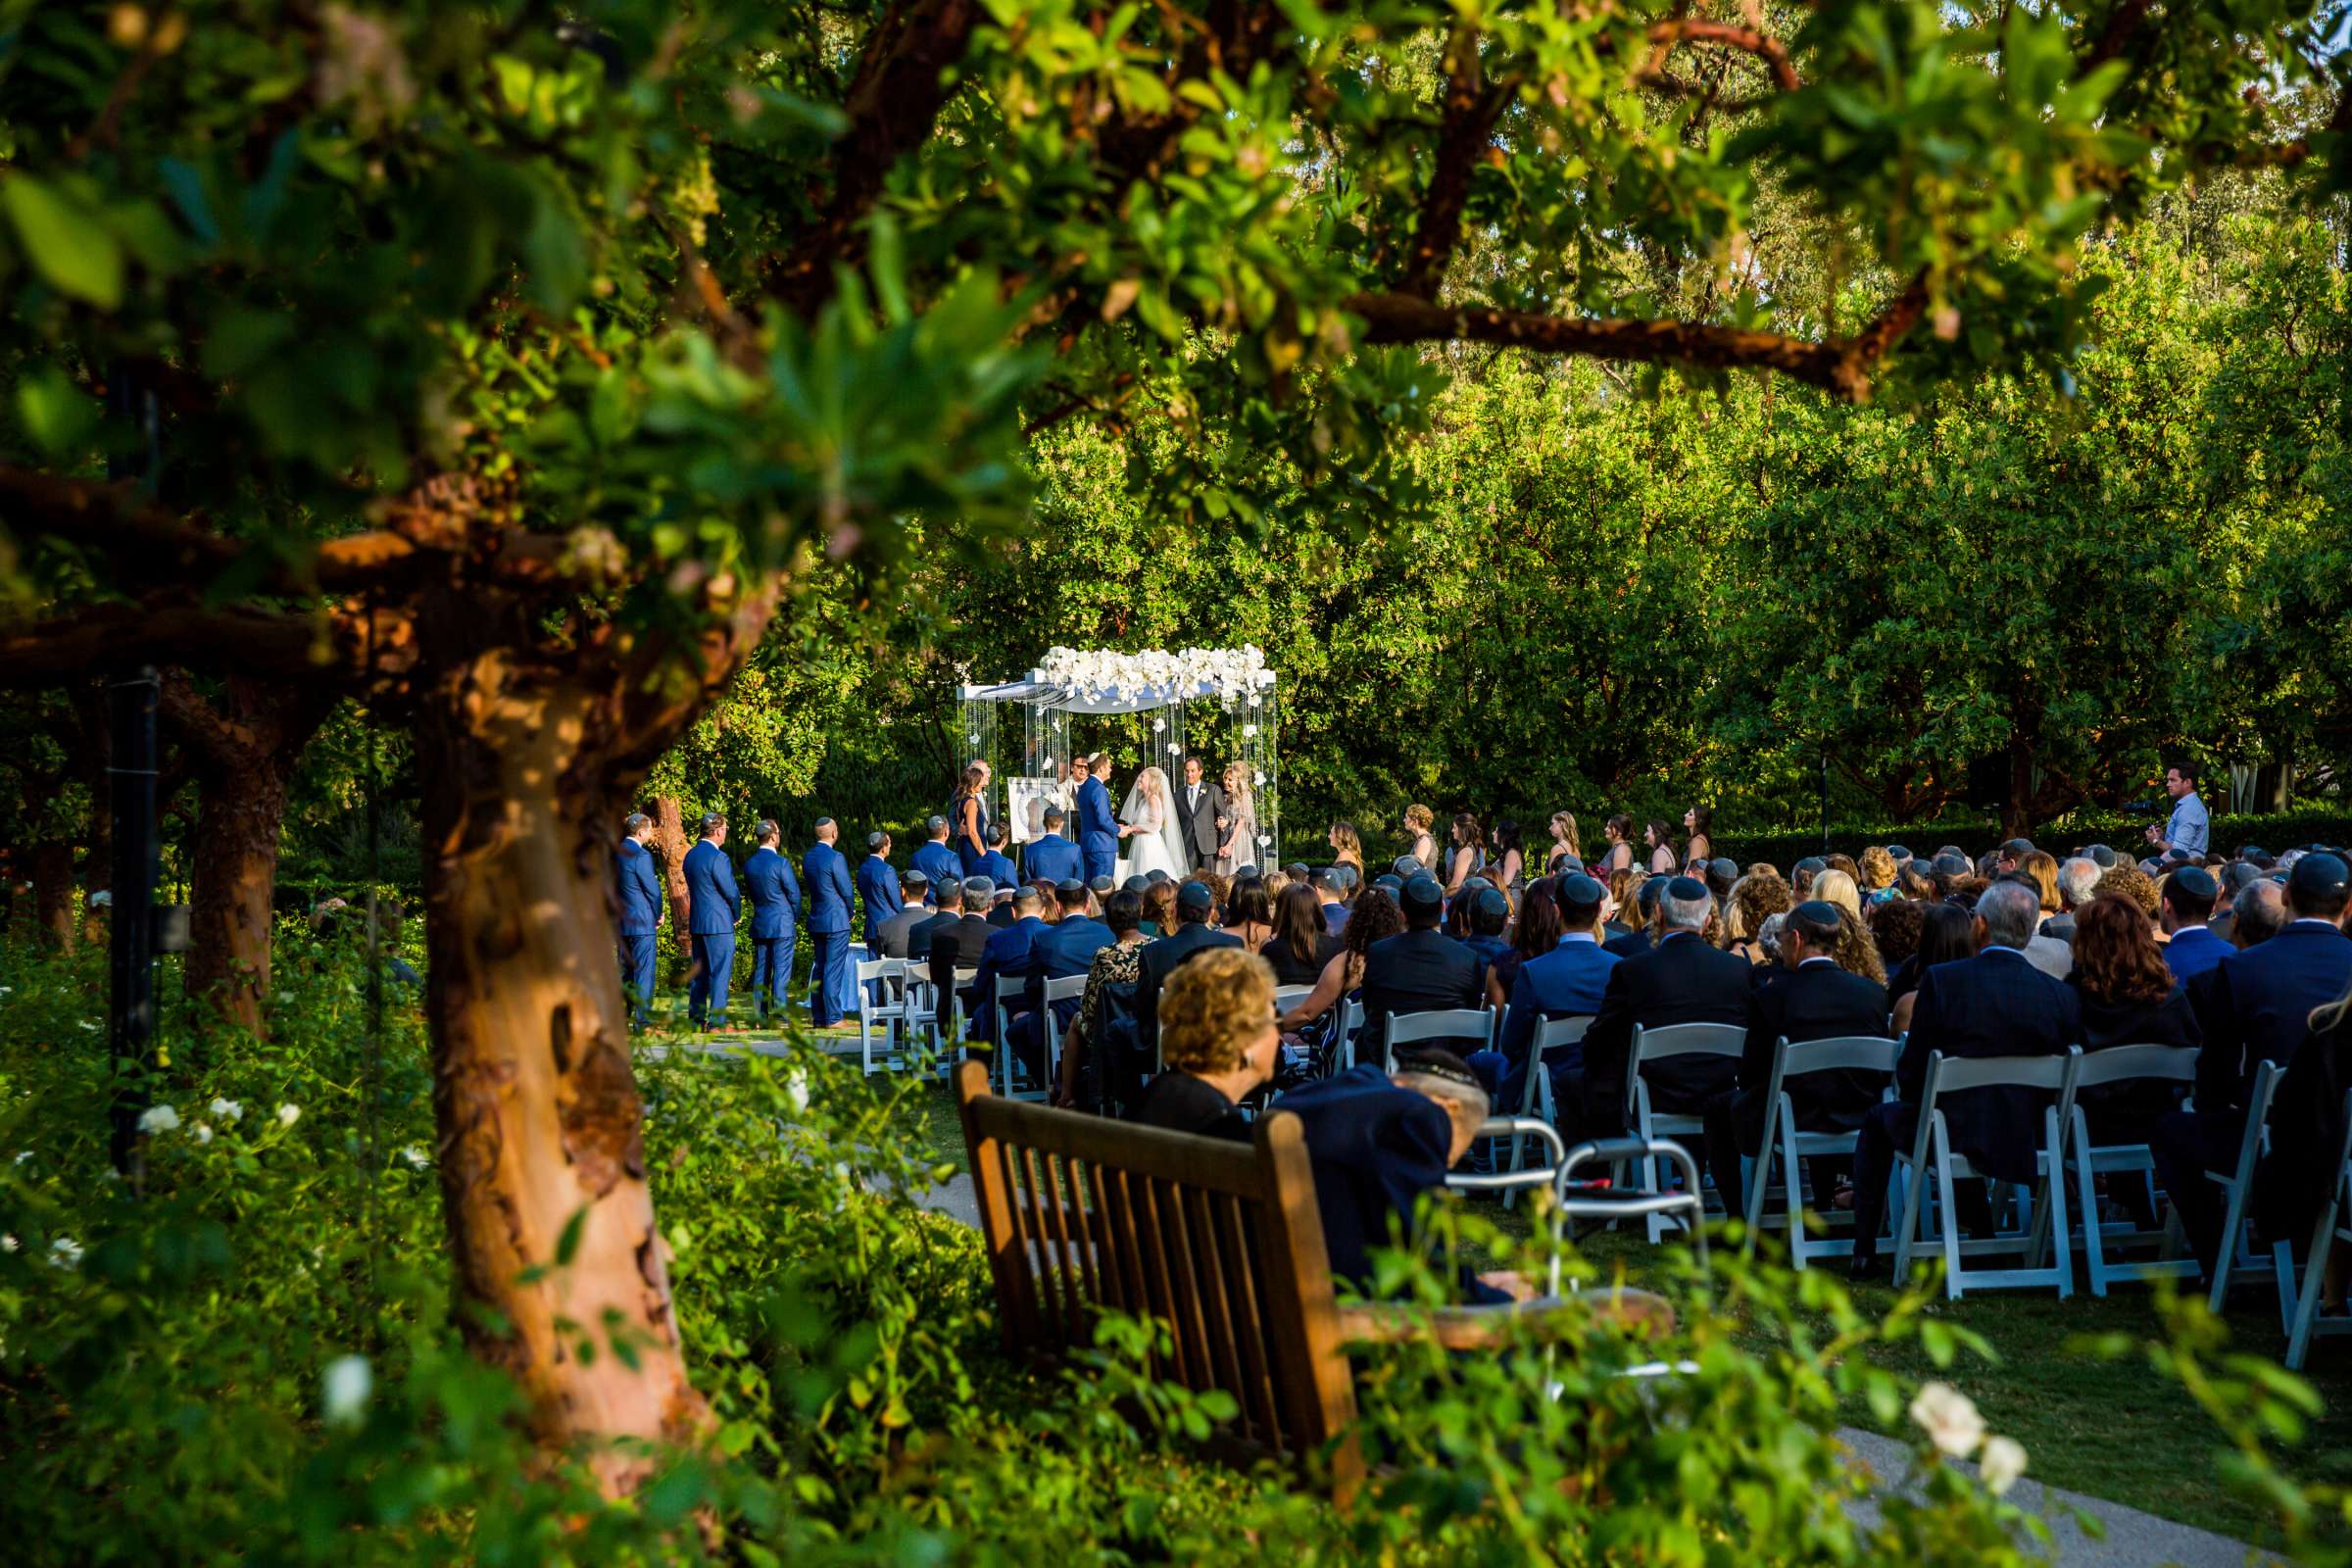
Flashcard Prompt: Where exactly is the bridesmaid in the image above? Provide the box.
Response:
[1545,811,1581,877]
[950,763,990,875]
[1215,761,1259,876]
[1600,813,1635,876]
[1644,818,1677,875]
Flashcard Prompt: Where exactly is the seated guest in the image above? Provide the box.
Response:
[1889,904,1979,1033]
[1859,846,1899,905]
[1604,874,1669,957]
[1868,896,1924,983]
[1486,878,1564,1007]
[1025,807,1083,887]
[2160,865,2228,984]
[1313,866,1351,937]
[1791,857,1827,899]
[1848,881,2082,1279]
[2044,856,2102,943]
[1280,888,1407,1033]
[1130,947,1280,1140]
[968,886,1050,1072]
[2069,894,2199,1148]
[875,869,932,958]
[1136,881,1244,1068]
[1462,887,1514,971]
[2224,877,2289,954]
[1575,877,1752,1144]
[1055,890,1152,1108]
[2256,976,2352,1293]
[1600,866,1640,941]
[2210,861,2264,944]
[1470,873,1618,1115]
[2095,862,2161,923]
[2157,853,2352,1282]
[1897,862,1940,903]
[1263,881,1344,987]
[1138,878,1177,937]
[1698,901,1892,1219]
[1029,878,1113,1037]
[1224,877,1276,954]
[1358,876,1492,1057]
[1272,1048,1535,1303]
[924,878,995,1040]
[1725,873,1793,965]
[1810,870,1890,984]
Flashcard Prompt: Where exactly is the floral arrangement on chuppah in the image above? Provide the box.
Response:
[1035,645,1269,709]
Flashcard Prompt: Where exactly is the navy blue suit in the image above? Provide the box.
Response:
[911,839,959,899]
[1471,935,1619,1112]
[683,839,741,1027]
[614,838,664,1024]
[1271,1065,1507,1304]
[2163,925,2230,989]
[856,854,902,948]
[969,916,1048,1081]
[742,846,801,1022]
[1076,776,1120,882]
[1323,902,1350,938]
[1025,832,1082,888]
[974,849,1018,892]
[803,840,858,1026]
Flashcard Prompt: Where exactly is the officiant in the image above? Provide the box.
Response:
[1176,756,1226,873]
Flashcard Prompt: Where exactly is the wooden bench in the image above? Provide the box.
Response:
[954,1061,1667,1500]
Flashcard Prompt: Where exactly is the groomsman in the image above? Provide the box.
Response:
[857,830,903,947]
[1076,755,1120,883]
[975,822,1019,893]
[1026,807,1082,886]
[613,812,664,1026]
[1176,756,1227,872]
[743,820,801,1024]
[911,815,960,896]
[683,813,741,1030]
[804,818,858,1027]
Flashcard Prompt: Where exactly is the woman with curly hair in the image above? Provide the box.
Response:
[1858,846,1899,905]
[1402,804,1440,876]
[2095,862,2162,923]
[1725,873,1794,964]
[2070,894,2198,1149]
[1131,946,1280,1140]
[1870,895,1925,976]
[1826,905,1888,985]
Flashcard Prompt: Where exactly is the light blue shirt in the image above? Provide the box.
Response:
[2165,790,2210,858]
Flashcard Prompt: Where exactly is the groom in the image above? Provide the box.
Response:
[1076,753,1120,883]
[1176,756,1226,872]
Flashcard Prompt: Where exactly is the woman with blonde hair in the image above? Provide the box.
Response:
[1725,873,1794,964]
[1131,946,1281,1139]
[1546,811,1582,876]
[1328,820,1364,877]
[1810,869,1886,982]
[1215,761,1259,876]
[1858,846,1898,904]
[1403,804,1440,875]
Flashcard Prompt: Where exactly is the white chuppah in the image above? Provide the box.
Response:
[956,646,1281,871]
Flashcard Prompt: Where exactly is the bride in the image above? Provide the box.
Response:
[1117,766,1188,883]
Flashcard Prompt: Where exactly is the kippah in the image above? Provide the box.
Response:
[2290,853,2348,900]
[1557,872,1602,910]
[1374,873,1404,893]
[1790,900,1841,927]
[1122,875,1150,893]
[1055,878,1086,895]
[2169,866,2219,901]
[1147,868,1172,885]
[1400,875,1444,911]
[1089,874,1116,894]
[1667,875,1708,902]
[1473,887,1509,921]
[1176,880,1216,910]
[1393,1047,1480,1091]
[935,875,961,898]
[904,869,929,886]
[963,876,995,900]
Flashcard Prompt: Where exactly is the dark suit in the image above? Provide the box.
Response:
[1025,832,1082,888]
[928,913,995,1037]
[1602,927,1653,959]
[1321,901,1350,938]
[803,841,858,1026]
[1271,1065,1507,1304]
[2257,1011,2352,1247]
[613,838,664,1025]
[1577,930,1752,1140]
[2157,920,2352,1277]
[1076,776,1120,882]
[1020,914,1114,1063]
[1699,958,1890,1216]
[1852,949,2080,1257]
[1358,928,1490,1061]
[856,854,903,948]
[742,845,801,1023]
[876,902,931,960]
[1136,921,1245,1068]
[974,849,1018,892]
[683,839,741,1027]
[1132,1072,1250,1142]
[1470,936,1617,1114]
[911,839,959,895]
[1175,777,1227,872]
[969,914,1047,1049]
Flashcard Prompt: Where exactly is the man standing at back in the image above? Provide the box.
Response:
[742,819,801,1026]
[856,831,902,950]
[1847,880,2080,1280]
[2146,762,2211,863]
[683,813,740,1032]
[1576,876,1750,1144]
[613,812,665,1027]
[1076,754,1121,885]
[1358,876,1490,1061]
[803,818,858,1028]
[911,815,959,895]
[1025,806,1083,887]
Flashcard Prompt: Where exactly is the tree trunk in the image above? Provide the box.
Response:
[30,840,74,950]
[649,795,695,988]
[2003,738,2034,842]
[73,686,111,948]
[417,675,708,1494]
[183,769,290,1033]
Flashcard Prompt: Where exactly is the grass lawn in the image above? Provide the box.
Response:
[879,1072,2352,1547]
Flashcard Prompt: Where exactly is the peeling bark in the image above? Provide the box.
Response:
[649,796,694,987]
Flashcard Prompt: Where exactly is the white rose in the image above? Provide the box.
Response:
[49,1236,81,1269]
[401,1146,429,1170]
[1980,1435,2027,1494]
[1908,1381,1985,1458]
[0,1234,16,1252]
[276,1102,301,1127]
[782,1071,810,1115]
[321,1354,372,1427]
[194,1123,215,1145]
[137,1104,180,1134]
[210,1098,243,1123]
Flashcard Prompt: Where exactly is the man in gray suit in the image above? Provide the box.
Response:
[1174,756,1227,872]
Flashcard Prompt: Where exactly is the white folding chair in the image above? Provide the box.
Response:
[1381,1006,1497,1074]
[947,964,980,1054]
[1740,1034,1901,1269]
[2060,1044,2199,1296]
[1039,973,1089,1094]
[1624,1022,1745,1242]
[1337,996,1364,1069]
[1449,1116,1572,1296]
[853,956,904,1074]
[1504,1014,1593,1200]
[2207,1060,2287,1313]
[2281,1088,2352,1370]
[1891,1048,2082,1299]
[1273,984,1314,1015]
[987,973,1046,1101]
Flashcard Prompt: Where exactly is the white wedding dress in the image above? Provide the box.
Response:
[1118,778,1187,883]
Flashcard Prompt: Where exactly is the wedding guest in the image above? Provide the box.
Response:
[1890,904,1978,1032]
[1725,872,1793,964]
[683,812,740,1031]
[1224,878,1276,954]
[613,811,664,1027]
[2097,862,2161,922]
[1600,813,1636,876]
[1329,820,1365,880]
[1546,811,1582,877]
[803,818,858,1027]
[1704,858,1738,905]
[2045,856,2101,942]
[1130,947,1280,1140]
[911,815,959,894]
[1602,866,1640,940]
[1136,880,1245,1067]
[1463,887,1513,973]
[1281,888,1406,1034]
[1643,818,1678,875]
[1898,861,1940,902]
[857,830,902,950]
[2017,851,2063,932]
[1492,818,1526,890]
[2255,975,2352,1285]
[1575,876,1749,1145]
[1403,805,1440,876]
[974,822,1018,893]
[744,819,801,1026]
[1859,846,1899,906]
[1487,879,1563,1008]
[969,886,1050,1081]
[1264,881,1345,986]
[1791,856,1826,898]
[1869,895,1924,979]
[876,870,932,959]
[2161,865,2229,984]
[1312,865,1350,938]
[1825,853,1863,888]
[2146,762,2212,861]
[1683,806,1714,867]
[1215,762,1259,877]
[1056,889,1151,1108]
[950,763,991,876]
[1026,807,1083,887]
[1138,878,1178,937]
[1025,880,1112,1062]
[1604,874,1669,957]
[1355,877,1493,1060]
[1471,873,1615,1115]
[2069,895,2199,1150]
[929,878,997,1039]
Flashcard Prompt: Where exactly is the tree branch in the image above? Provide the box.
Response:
[1643,19,1801,94]
[0,597,416,694]
[1398,23,1517,298]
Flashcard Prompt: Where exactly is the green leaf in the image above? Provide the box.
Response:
[16,365,99,454]
[4,176,123,308]
[553,1204,587,1266]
